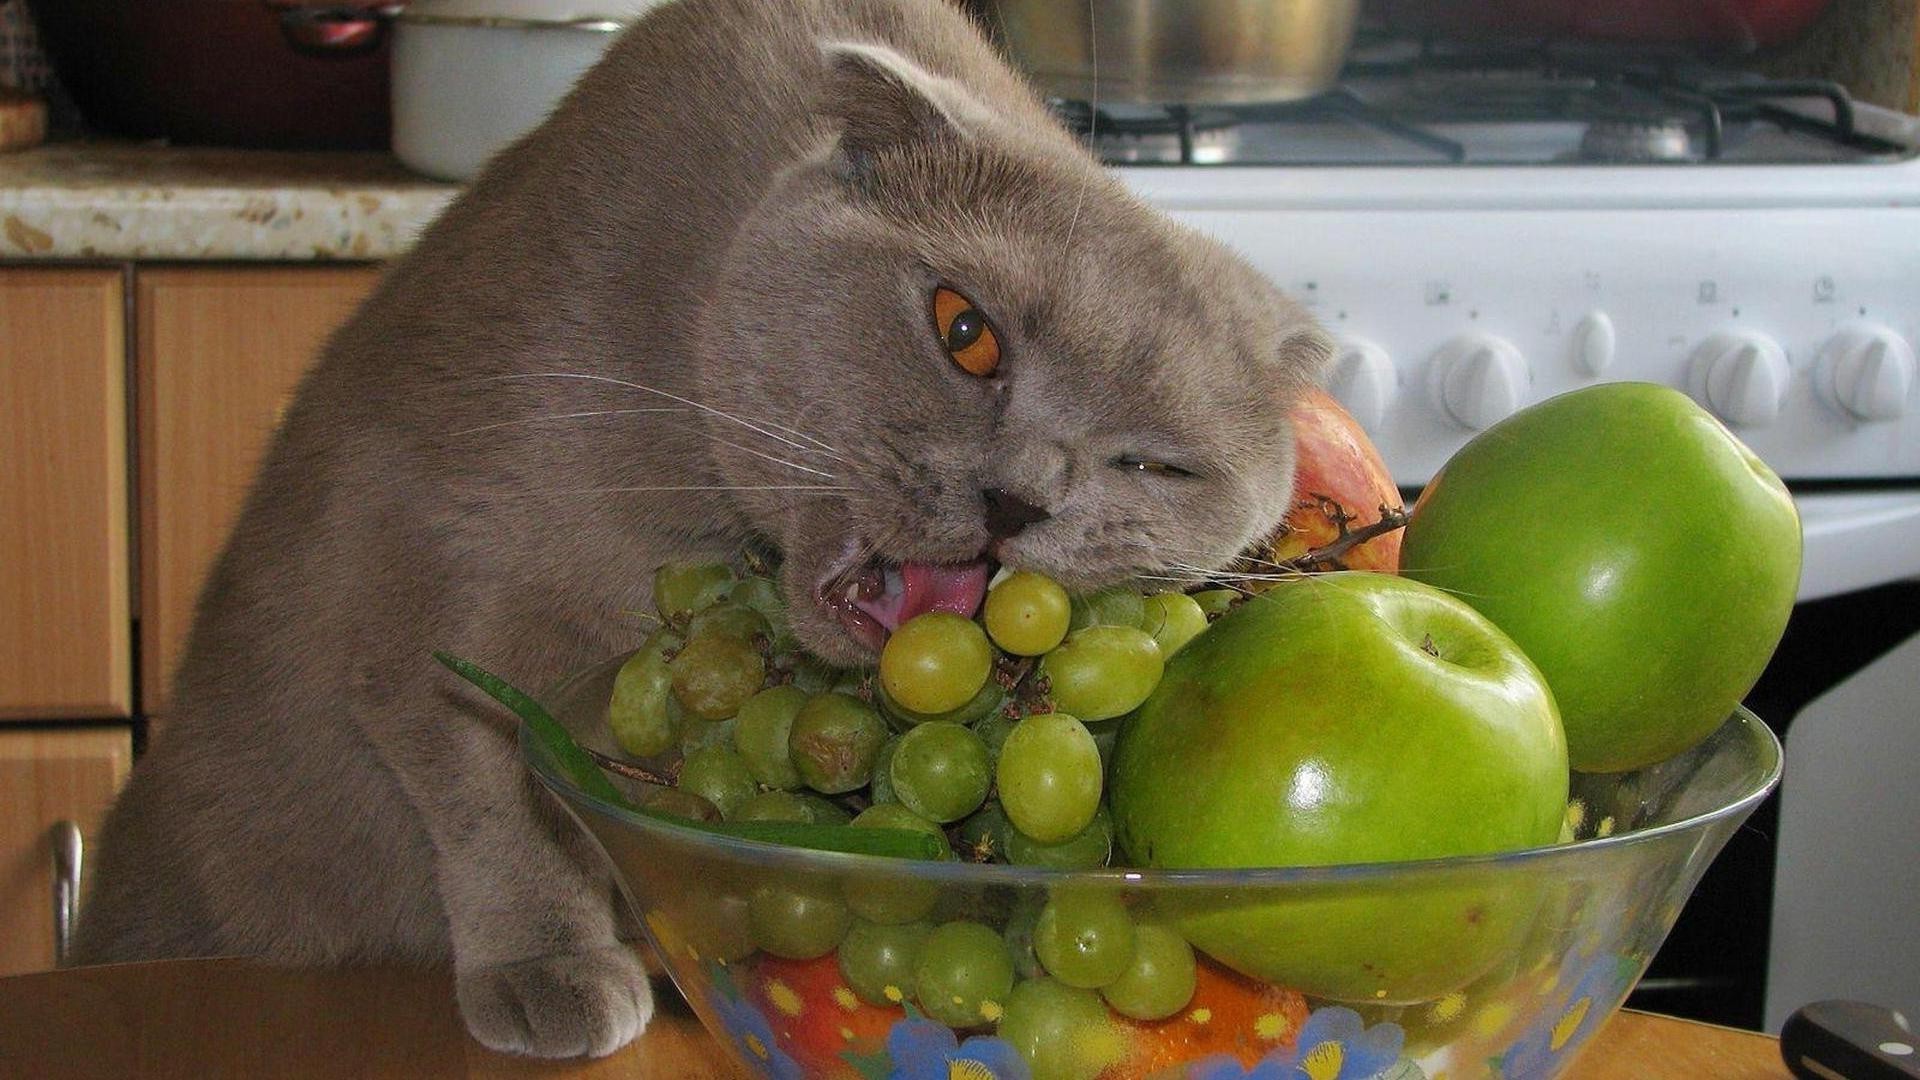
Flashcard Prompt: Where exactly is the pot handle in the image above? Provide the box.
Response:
[268,3,403,57]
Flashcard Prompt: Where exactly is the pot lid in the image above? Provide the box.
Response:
[398,0,666,28]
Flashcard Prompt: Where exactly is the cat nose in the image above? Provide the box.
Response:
[982,488,1051,541]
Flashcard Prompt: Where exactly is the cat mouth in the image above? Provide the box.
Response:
[815,541,992,653]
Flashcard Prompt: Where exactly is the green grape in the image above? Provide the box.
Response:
[996,977,1126,1080]
[890,722,992,824]
[788,692,888,794]
[830,667,869,698]
[785,655,842,694]
[973,713,1018,760]
[879,612,993,715]
[1100,923,1197,1021]
[868,736,903,805]
[732,685,808,790]
[956,802,1014,864]
[685,601,771,644]
[730,789,814,823]
[634,784,722,822]
[794,793,853,825]
[606,629,684,758]
[685,892,757,964]
[653,562,735,621]
[1067,587,1146,631]
[669,633,766,720]
[1002,894,1047,980]
[676,744,757,820]
[838,920,931,1007]
[1038,626,1163,721]
[748,878,850,960]
[996,712,1102,844]
[914,921,1015,1029]
[877,678,1007,731]
[1139,592,1209,657]
[679,716,736,757]
[847,804,948,924]
[1006,806,1112,870]
[1192,588,1240,619]
[1034,888,1135,989]
[984,571,1072,655]
[730,575,798,650]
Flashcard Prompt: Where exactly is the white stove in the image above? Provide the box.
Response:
[1074,45,1920,1034]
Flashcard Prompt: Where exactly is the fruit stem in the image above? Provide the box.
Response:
[1280,503,1410,572]
[579,745,677,788]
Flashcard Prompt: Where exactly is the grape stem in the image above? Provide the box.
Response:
[579,745,677,788]
[1276,500,1410,572]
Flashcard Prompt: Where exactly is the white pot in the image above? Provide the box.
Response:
[391,0,655,181]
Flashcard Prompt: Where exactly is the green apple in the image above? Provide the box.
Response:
[1109,572,1567,1003]
[1400,383,1801,773]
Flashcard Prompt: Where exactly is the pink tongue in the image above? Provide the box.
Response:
[853,561,990,632]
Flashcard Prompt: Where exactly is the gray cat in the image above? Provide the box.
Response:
[70,0,1329,1059]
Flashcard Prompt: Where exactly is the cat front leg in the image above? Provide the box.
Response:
[366,689,654,1059]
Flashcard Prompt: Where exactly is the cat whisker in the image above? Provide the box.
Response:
[700,433,841,480]
[448,407,687,438]
[1061,0,1097,254]
[491,372,844,461]
[520,484,855,496]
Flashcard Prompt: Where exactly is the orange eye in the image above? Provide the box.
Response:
[932,286,1001,377]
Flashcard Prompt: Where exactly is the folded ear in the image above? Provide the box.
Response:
[818,40,991,180]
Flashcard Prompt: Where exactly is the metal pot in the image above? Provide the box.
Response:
[978,0,1364,105]
[389,0,651,181]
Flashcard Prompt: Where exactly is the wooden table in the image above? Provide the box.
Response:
[0,959,1789,1079]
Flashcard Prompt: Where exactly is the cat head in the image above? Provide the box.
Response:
[697,41,1330,666]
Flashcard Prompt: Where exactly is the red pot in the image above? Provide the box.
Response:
[22,0,394,150]
[1363,0,1832,50]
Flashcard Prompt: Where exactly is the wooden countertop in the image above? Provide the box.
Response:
[0,959,1790,1079]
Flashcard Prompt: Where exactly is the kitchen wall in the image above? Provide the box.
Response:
[1755,0,1920,112]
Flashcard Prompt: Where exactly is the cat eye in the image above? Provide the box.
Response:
[931,286,1001,377]
[1114,455,1196,478]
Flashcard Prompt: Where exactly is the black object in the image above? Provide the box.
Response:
[1782,1000,1920,1080]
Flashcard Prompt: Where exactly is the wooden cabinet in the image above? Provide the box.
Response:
[136,267,381,715]
[0,269,131,720]
[0,263,378,974]
[0,727,132,977]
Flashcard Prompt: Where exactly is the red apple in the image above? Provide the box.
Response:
[1248,388,1404,578]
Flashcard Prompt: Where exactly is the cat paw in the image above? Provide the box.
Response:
[456,943,654,1058]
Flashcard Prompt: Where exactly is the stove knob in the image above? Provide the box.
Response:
[1429,333,1528,430]
[1817,326,1915,422]
[1572,310,1616,376]
[1328,340,1396,431]
[1688,332,1790,428]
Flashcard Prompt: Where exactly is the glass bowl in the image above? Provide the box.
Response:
[525,651,1781,1080]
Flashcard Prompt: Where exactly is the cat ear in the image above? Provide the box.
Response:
[818,40,991,181]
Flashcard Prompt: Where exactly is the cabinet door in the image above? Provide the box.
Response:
[0,268,130,720]
[0,727,132,976]
[136,267,381,716]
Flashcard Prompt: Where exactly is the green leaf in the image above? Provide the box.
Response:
[435,650,629,807]
[433,651,945,861]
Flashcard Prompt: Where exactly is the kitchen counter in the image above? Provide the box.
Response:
[0,143,458,262]
[0,958,1792,1079]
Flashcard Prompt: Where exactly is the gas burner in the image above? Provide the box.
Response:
[1577,118,1694,162]
[1050,102,1247,164]
[1051,36,1912,167]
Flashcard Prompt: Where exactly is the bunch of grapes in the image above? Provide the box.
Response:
[606,561,1242,1071]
